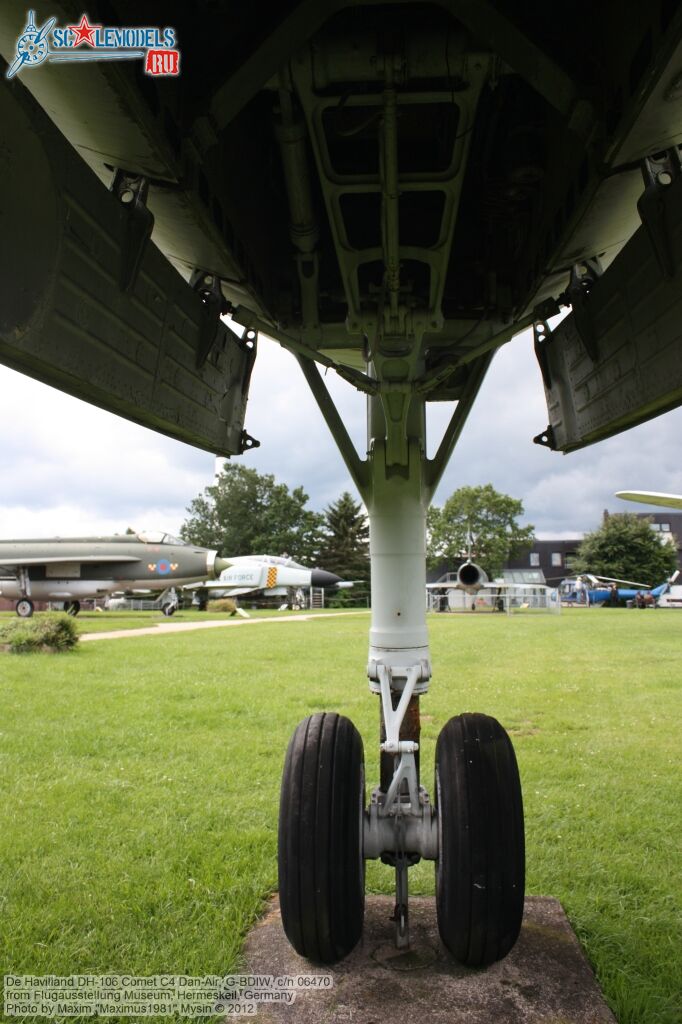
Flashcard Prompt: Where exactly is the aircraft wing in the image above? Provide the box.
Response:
[616,491,682,511]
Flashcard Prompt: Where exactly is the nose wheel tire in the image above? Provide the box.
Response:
[64,601,81,616]
[435,712,525,967]
[162,603,177,616]
[278,712,365,964]
[16,599,34,618]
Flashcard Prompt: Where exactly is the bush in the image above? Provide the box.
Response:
[0,613,80,654]
[206,598,237,615]
[327,588,353,608]
[327,585,370,608]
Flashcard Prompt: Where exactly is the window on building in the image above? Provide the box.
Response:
[661,523,671,532]
[551,552,562,567]
[530,553,540,567]
[650,523,661,531]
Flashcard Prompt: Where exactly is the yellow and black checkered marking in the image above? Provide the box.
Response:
[266,566,278,588]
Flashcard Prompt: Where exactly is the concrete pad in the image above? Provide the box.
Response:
[242,895,616,1023]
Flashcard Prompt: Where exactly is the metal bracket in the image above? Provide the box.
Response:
[112,170,154,293]
[239,430,260,454]
[533,424,557,449]
[637,149,682,280]
[375,664,424,817]
[192,271,230,368]
[378,663,420,745]
[533,318,553,390]
[368,657,431,693]
[364,789,437,859]
[566,259,602,361]
[383,751,420,813]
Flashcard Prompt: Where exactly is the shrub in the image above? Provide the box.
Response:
[0,613,80,654]
[206,598,237,615]
[327,588,353,608]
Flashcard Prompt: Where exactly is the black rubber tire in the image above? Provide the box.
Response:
[278,712,365,963]
[435,712,525,967]
[65,601,80,616]
[16,599,34,618]
[162,603,176,616]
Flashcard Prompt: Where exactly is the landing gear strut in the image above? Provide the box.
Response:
[15,568,34,617]
[278,381,525,964]
[274,56,524,966]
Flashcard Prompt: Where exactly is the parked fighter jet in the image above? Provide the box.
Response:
[427,562,560,612]
[187,554,344,609]
[426,560,489,596]
[0,531,230,617]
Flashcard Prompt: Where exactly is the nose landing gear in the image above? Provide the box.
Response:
[279,705,524,966]
[16,598,34,618]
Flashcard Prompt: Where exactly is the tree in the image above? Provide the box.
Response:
[427,484,534,578]
[180,464,324,562]
[571,512,678,585]
[317,492,370,590]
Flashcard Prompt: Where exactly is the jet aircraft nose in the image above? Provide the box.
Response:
[311,569,342,589]
[214,557,232,576]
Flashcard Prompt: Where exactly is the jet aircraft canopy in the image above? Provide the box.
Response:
[249,555,307,570]
[136,531,187,546]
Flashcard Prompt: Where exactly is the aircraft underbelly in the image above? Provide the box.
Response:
[0,579,117,600]
[0,574,208,601]
[1,2,682,454]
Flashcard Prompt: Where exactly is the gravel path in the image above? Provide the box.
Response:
[80,610,368,642]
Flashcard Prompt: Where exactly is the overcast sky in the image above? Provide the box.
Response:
[2,323,682,542]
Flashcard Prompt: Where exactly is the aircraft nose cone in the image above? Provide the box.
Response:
[311,569,342,589]
[214,557,232,576]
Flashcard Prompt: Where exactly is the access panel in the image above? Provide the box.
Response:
[0,76,257,457]
[534,166,682,453]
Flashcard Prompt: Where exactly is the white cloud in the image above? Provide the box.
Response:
[0,367,214,536]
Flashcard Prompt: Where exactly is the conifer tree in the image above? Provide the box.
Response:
[318,492,370,593]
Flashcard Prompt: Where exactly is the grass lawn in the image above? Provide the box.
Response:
[0,607,364,635]
[71,607,365,633]
[1,609,680,1023]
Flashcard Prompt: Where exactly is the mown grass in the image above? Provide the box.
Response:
[0,607,363,634]
[0,610,680,1023]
